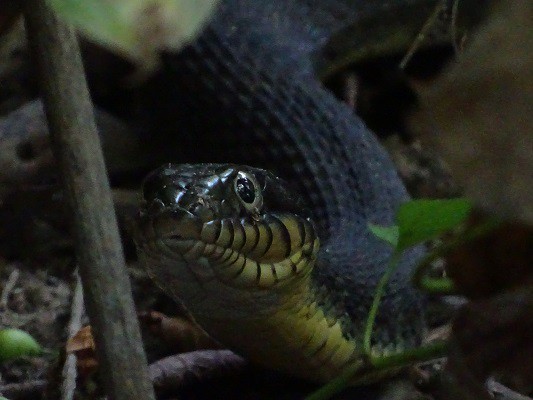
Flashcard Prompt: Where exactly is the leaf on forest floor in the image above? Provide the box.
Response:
[0,328,41,362]
[444,288,533,399]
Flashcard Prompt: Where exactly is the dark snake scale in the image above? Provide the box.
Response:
[134,0,431,383]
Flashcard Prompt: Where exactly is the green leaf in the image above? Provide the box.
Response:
[396,198,472,251]
[48,0,220,68]
[0,329,42,362]
[368,223,399,248]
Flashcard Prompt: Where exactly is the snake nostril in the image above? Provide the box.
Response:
[188,200,205,214]
[142,173,184,206]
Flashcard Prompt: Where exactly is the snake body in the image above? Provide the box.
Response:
[134,0,430,383]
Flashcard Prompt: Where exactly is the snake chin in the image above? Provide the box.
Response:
[135,216,318,319]
[137,236,309,319]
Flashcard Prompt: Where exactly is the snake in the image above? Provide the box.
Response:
[130,0,470,385]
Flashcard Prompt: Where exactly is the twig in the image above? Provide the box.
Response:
[488,379,533,400]
[450,0,461,54]
[0,268,19,309]
[399,0,447,69]
[342,72,359,110]
[22,2,155,400]
[60,272,84,400]
[149,350,247,394]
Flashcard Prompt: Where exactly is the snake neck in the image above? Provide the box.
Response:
[194,269,407,384]
[193,271,361,383]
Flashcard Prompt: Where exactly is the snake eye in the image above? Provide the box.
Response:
[234,171,263,212]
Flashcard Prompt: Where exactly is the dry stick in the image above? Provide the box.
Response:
[0,268,19,309]
[23,2,156,400]
[341,72,359,110]
[61,273,84,400]
[399,0,447,69]
[487,379,533,400]
[150,350,247,394]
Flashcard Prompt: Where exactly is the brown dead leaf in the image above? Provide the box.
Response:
[445,213,533,299]
[66,325,98,377]
[442,287,533,399]
[65,325,95,353]
[413,0,533,224]
[139,311,219,353]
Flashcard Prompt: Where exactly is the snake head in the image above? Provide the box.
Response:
[137,162,310,226]
[133,163,319,317]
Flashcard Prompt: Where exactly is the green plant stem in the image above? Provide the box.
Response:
[370,340,447,368]
[310,216,500,400]
[363,252,400,354]
[306,341,448,400]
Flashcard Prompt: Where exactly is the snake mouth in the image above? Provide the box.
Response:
[134,163,320,290]
[135,203,318,290]
[136,204,204,243]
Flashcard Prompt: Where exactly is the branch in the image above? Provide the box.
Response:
[23,2,155,399]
